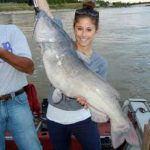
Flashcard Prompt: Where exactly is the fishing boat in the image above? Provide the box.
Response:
[5,84,150,150]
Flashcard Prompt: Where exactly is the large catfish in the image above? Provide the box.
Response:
[33,0,139,148]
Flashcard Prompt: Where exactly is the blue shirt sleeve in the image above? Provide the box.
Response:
[53,17,63,28]
[82,52,108,80]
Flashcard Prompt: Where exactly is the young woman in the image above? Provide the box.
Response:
[45,1,108,150]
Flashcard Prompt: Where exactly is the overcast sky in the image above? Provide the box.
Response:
[108,0,150,2]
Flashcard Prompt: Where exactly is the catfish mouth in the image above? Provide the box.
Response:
[34,17,61,43]
[34,19,57,43]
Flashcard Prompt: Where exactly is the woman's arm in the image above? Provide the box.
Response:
[36,0,53,18]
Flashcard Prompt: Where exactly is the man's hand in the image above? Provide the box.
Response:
[76,96,88,108]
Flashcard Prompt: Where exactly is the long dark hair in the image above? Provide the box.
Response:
[73,1,99,30]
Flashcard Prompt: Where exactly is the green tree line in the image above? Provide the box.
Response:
[0,0,132,8]
[0,0,79,3]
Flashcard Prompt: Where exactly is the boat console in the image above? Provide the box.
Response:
[127,98,150,146]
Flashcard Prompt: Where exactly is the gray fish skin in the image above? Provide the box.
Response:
[34,10,139,149]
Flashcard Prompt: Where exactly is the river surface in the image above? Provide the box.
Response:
[0,6,150,103]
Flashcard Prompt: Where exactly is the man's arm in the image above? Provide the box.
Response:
[0,47,34,74]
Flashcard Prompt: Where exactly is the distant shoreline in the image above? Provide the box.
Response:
[0,2,150,12]
[0,3,80,11]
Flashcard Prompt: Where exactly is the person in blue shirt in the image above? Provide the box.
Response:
[45,1,108,150]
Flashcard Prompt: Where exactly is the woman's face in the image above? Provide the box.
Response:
[74,17,97,50]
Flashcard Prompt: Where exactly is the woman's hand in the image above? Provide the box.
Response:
[76,96,88,108]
